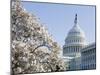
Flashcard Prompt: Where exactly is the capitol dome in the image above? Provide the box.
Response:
[65,14,86,46]
[63,14,87,57]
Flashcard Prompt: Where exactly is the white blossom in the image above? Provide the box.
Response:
[11,0,66,74]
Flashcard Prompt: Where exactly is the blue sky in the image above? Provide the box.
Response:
[21,1,96,47]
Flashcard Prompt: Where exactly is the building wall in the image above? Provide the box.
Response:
[81,43,96,70]
[63,43,96,71]
[68,56,81,71]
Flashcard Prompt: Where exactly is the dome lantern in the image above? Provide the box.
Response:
[74,13,77,26]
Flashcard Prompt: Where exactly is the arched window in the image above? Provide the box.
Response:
[76,46,77,52]
[68,47,70,53]
[75,46,76,52]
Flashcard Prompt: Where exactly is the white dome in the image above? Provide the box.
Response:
[68,24,85,38]
[63,14,87,57]
[65,14,86,46]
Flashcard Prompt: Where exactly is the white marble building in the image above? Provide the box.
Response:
[63,14,96,71]
[63,14,87,70]
[81,43,96,70]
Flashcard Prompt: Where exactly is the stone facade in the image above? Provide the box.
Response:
[81,43,96,70]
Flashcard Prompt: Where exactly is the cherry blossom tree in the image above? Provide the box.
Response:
[11,0,66,74]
